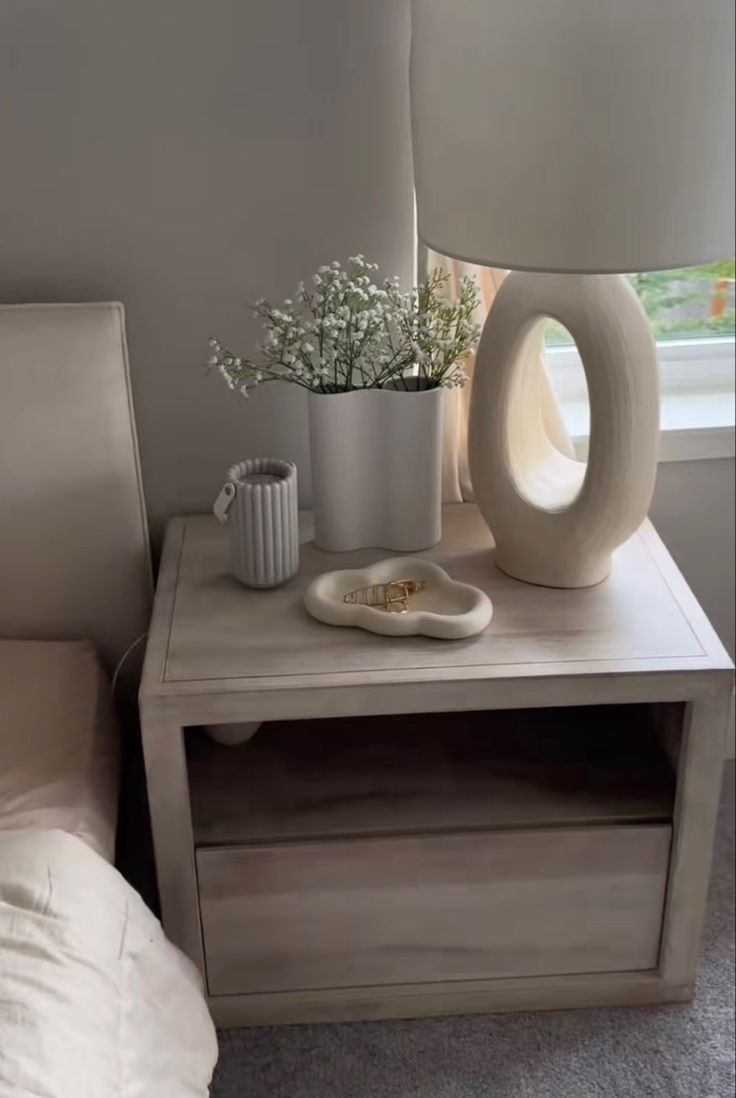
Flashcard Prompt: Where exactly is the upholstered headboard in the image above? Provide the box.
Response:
[0,303,152,670]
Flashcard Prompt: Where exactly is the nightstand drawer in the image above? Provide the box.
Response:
[198,824,671,997]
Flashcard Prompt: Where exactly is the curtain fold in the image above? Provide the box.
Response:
[430,252,575,505]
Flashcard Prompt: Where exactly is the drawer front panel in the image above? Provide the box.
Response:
[198,825,671,996]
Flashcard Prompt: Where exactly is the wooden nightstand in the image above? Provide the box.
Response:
[139,504,733,1028]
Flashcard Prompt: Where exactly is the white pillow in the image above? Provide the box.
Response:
[0,829,217,1098]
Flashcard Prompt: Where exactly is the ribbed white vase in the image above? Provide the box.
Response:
[214,458,299,587]
[308,382,443,552]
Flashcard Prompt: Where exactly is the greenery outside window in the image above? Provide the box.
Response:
[544,261,735,462]
[545,262,736,346]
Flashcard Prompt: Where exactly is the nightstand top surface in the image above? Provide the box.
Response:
[141,505,732,715]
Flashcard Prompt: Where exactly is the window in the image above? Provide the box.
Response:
[545,261,736,461]
[545,262,736,346]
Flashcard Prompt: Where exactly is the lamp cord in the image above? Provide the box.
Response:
[111,632,148,696]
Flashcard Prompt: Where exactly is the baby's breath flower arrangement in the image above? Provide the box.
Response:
[209,256,480,397]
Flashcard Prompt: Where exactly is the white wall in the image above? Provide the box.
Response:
[650,458,735,660]
[1,2,734,684]
[651,457,735,757]
[0,0,414,538]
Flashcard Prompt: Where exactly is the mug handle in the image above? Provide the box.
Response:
[213,482,236,524]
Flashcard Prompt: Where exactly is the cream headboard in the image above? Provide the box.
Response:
[0,303,152,670]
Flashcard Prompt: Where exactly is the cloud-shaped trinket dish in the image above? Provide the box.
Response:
[304,558,493,640]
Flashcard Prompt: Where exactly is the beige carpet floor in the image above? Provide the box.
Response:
[212,767,735,1098]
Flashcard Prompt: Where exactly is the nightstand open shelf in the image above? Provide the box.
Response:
[140,505,733,1026]
[188,706,677,1002]
[187,704,676,846]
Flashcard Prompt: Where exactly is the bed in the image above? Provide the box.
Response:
[0,303,217,1097]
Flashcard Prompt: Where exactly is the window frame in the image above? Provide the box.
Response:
[547,337,735,463]
[547,336,734,397]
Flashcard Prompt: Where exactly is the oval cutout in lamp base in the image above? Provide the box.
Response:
[469,272,660,589]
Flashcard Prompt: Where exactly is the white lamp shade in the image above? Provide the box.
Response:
[411,0,735,273]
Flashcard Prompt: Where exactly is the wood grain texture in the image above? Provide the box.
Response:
[209,971,692,1028]
[198,825,671,996]
[145,507,731,692]
[138,506,732,732]
[137,503,733,1024]
[468,273,660,588]
[147,669,730,729]
[659,692,732,985]
[651,701,685,774]
[188,706,674,847]
[140,708,204,971]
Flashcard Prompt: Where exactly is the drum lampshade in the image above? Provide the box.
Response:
[411,0,735,273]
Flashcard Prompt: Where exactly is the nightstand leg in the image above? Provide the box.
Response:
[659,691,732,990]
[140,709,205,976]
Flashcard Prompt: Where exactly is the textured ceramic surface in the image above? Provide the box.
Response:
[304,557,493,639]
[214,458,299,588]
[469,272,660,588]
[308,385,443,553]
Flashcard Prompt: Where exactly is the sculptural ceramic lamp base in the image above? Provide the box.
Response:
[468,272,661,588]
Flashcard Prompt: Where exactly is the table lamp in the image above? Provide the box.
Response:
[411,0,735,587]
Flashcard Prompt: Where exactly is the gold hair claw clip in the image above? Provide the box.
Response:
[343,578,427,614]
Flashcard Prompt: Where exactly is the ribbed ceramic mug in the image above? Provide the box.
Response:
[214,458,299,588]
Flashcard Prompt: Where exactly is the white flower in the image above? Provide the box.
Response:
[212,258,479,399]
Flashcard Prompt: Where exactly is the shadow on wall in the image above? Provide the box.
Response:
[0,0,415,543]
[650,458,735,665]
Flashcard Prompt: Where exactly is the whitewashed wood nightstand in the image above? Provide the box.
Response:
[139,504,733,1028]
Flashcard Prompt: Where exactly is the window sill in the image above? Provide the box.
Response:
[549,337,735,464]
[564,390,735,463]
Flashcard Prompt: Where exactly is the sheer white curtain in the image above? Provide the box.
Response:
[430,251,575,504]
